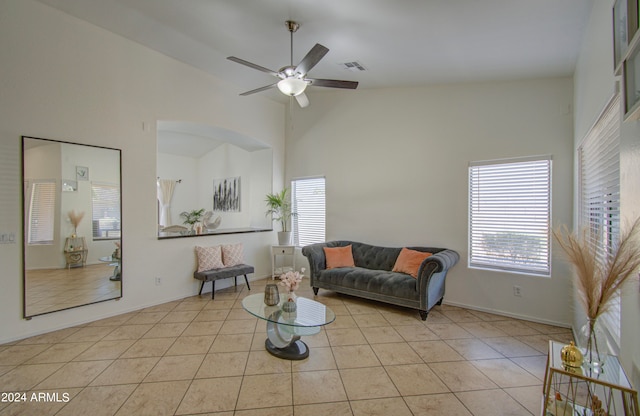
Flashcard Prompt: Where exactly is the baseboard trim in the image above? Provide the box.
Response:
[442,300,572,329]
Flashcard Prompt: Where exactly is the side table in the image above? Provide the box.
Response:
[271,245,295,279]
[542,340,639,415]
[64,236,87,268]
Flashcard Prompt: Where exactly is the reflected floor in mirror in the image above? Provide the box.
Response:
[25,264,121,316]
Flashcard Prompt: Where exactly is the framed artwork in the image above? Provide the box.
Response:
[62,179,77,192]
[76,165,89,181]
[213,176,241,212]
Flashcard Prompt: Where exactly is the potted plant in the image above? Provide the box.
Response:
[179,208,205,233]
[265,188,296,245]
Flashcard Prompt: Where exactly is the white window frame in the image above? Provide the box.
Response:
[291,176,326,247]
[578,94,621,349]
[92,182,121,240]
[468,155,552,276]
[26,179,56,245]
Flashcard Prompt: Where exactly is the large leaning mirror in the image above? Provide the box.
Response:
[157,121,272,238]
[22,136,122,318]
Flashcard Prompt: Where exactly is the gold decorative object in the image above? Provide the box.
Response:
[560,341,583,368]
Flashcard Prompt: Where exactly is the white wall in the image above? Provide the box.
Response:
[0,0,285,343]
[287,78,575,326]
[574,0,640,389]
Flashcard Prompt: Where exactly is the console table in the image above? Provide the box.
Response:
[542,340,639,415]
[271,245,295,278]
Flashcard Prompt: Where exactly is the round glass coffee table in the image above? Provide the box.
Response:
[242,293,335,360]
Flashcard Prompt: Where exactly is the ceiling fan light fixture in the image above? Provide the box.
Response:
[277,77,307,96]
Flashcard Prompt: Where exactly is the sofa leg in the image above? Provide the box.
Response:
[419,310,428,321]
[436,298,443,306]
[313,287,319,296]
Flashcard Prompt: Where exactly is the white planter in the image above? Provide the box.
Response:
[278,231,292,245]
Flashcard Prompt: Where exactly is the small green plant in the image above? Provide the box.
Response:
[179,208,205,227]
[265,188,296,232]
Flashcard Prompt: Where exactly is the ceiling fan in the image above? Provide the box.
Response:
[227,20,358,108]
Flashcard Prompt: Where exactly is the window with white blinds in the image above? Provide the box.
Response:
[92,183,121,240]
[292,177,325,247]
[469,156,552,276]
[27,180,56,245]
[578,94,621,347]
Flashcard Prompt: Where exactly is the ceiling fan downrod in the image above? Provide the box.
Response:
[286,20,299,66]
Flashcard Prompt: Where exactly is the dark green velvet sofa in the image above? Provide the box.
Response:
[302,241,459,320]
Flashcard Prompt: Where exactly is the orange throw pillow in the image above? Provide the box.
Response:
[392,248,432,278]
[324,245,356,269]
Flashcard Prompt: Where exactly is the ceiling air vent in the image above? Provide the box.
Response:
[340,61,367,72]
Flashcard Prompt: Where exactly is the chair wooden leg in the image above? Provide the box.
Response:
[244,274,251,291]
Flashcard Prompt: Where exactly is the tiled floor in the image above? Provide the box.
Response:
[0,277,573,415]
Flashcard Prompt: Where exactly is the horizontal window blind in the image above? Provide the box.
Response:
[92,182,121,239]
[28,180,56,245]
[469,156,551,276]
[578,94,621,348]
[292,177,325,247]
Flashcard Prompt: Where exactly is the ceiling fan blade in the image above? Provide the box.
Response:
[295,43,329,76]
[239,83,277,96]
[307,78,359,89]
[295,92,310,108]
[227,56,280,77]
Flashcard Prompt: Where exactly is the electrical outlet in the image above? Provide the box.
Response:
[513,285,522,297]
[155,277,162,286]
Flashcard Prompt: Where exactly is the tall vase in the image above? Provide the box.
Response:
[579,318,608,369]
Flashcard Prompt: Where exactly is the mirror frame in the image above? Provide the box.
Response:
[21,136,123,319]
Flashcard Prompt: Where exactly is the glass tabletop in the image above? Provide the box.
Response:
[242,293,335,328]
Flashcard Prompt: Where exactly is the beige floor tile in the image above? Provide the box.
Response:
[73,339,136,361]
[16,328,80,344]
[119,337,176,358]
[56,384,137,416]
[144,354,205,382]
[193,309,230,322]
[332,344,381,369]
[458,321,509,338]
[0,363,64,391]
[371,342,423,366]
[340,367,399,400]
[142,322,189,338]
[345,302,380,315]
[394,324,439,342]
[244,350,292,375]
[236,373,292,410]
[519,334,560,354]
[471,358,541,388]
[504,385,544,415]
[467,310,509,322]
[165,335,215,355]
[424,323,474,339]
[159,310,199,324]
[302,330,330,348]
[37,360,113,389]
[445,338,504,360]
[352,313,390,328]
[381,310,424,326]
[196,351,249,378]
[101,324,153,340]
[57,327,114,344]
[421,309,452,324]
[26,342,94,364]
[117,380,191,416]
[292,346,337,372]
[350,397,413,416]
[409,340,465,362]
[483,337,543,358]
[0,344,54,365]
[292,369,348,405]
[441,309,483,323]
[329,314,358,329]
[428,361,498,392]
[456,388,530,416]
[490,320,544,336]
[181,320,223,336]
[360,326,404,344]
[404,393,473,415]
[326,328,367,346]
[90,357,159,386]
[523,321,572,335]
[219,319,258,334]
[176,377,242,414]
[385,363,450,396]
[210,333,254,352]
[205,300,235,310]
[234,407,293,416]
[294,401,353,416]
[124,312,168,325]
[510,355,548,381]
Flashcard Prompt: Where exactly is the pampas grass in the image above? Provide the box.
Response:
[553,217,640,322]
[68,210,85,234]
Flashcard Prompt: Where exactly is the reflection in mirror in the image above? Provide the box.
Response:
[22,137,122,318]
[157,121,272,238]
